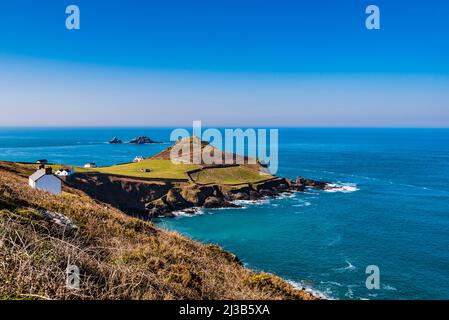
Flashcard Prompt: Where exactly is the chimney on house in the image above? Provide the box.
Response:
[38,164,45,169]
[45,167,52,174]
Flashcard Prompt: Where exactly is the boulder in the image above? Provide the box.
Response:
[295,176,329,190]
[203,196,224,208]
[204,196,240,209]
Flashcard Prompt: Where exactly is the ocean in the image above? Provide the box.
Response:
[1,127,448,299]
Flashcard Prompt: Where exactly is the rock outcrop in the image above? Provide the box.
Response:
[295,176,329,190]
[66,173,172,216]
[128,136,160,144]
[147,177,330,217]
[109,137,123,144]
[66,172,331,219]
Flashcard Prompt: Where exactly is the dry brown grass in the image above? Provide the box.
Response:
[0,162,316,300]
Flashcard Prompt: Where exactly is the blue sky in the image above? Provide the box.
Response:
[0,0,448,126]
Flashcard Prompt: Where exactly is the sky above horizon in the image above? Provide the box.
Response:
[0,0,448,127]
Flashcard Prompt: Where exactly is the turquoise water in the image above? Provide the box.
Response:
[1,128,449,299]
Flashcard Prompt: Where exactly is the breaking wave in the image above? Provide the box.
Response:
[325,183,359,193]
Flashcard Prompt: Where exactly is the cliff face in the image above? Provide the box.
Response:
[0,162,317,300]
[65,171,324,218]
[66,173,173,216]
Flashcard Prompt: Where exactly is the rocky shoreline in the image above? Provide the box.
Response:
[67,171,331,219]
[146,176,330,217]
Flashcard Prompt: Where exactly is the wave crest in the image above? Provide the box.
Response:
[325,183,359,193]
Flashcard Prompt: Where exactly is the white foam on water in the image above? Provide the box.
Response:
[231,198,270,206]
[382,284,397,291]
[171,207,205,217]
[345,287,354,299]
[292,201,312,207]
[286,280,335,300]
[324,183,359,193]
[334,260,357,273]
[277,192,297,199]
[303,191,319,196]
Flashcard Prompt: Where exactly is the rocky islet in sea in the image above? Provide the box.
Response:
[108,136,161,144]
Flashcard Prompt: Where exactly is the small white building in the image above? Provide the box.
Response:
[133,156,144,163]
[29,168,62,196]
[84,163,97,168]
[55,167,74,176]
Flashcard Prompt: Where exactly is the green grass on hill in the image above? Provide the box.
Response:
[189,166,272,185]
[13,160,272,185]
[83,160,199,180]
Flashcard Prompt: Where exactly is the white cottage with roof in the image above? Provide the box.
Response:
[133,156,144,163]
[55,167,74,176]
[29,167,62,196]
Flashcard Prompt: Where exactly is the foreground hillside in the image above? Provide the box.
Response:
[0,162,316,300]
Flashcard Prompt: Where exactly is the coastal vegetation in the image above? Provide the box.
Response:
[0,161,316,300]
[85,159,199,180]
[189,165,272,185]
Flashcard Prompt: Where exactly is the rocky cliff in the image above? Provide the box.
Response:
[67,173,329,218]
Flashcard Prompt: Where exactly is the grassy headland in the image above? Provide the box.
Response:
[85,159,199,180]
[0,161,315,300]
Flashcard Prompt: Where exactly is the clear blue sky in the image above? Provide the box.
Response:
[0,0,448,127]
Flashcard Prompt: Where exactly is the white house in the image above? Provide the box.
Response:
[84,163,97,168]
[133,156,144,163]
[29,168,62,196]
[55,167,74,176]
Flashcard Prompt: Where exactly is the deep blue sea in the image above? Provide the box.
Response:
[1,127,448,300]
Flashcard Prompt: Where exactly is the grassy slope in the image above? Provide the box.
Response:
[190,166,273,185]
[0,163,315,300]
[48,160,272,185]
[44,160,199,180]
[87,160,199,180]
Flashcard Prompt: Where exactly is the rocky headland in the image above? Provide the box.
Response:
[65,137,333,218]
[66,172,330,218]
[0,160,317,300]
